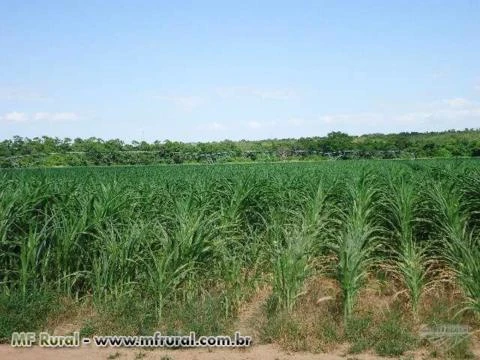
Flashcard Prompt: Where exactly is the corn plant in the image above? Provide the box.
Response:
[330,171,381,325]
[428,182,480,316]
[271,223,312,313]
[385,175,430,320]
[0,158,479,330]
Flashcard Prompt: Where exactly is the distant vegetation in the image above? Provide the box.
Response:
[1,128,479,167]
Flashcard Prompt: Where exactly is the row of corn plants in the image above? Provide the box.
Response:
[0,159,479,338]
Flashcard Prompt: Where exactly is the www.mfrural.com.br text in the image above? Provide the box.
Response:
[11,331,252,348]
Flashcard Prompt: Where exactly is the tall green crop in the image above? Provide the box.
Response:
[330,171,381,325]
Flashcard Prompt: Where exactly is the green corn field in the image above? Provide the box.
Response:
[1,159,479,354]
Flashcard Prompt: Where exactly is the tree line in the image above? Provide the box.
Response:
[1,128,479,167]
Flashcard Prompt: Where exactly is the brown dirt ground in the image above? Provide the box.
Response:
[0,343,418,360]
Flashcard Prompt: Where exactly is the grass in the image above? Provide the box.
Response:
[0,290,57,341]
[160,355,174,360]
[262,280,418,356]
[107,352,121,359]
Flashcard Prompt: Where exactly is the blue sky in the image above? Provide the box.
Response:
[1,0,479,142]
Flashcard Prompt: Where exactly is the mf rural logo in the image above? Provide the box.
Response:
[419,324,472,353]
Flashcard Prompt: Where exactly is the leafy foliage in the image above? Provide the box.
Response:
[0,158,479,346]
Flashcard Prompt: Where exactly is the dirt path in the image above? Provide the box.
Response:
[0,291,397,359]
[4,288,478,359]
[0,344,400,360]
[235,286,271,340]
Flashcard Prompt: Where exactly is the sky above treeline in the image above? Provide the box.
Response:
[1,1,479,142]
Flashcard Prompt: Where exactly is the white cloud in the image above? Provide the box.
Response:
[394,111,433,124]
[435,108,480,119]
[443,97,473,108]
[216,87,297,101]
[287,118,305,126]
[0,87,48,101]
[206,122,226,131]
[247,121,262,129]
[250,89,296,100]
[314,99,480,134]
[431,72,445,80]
[33,112,79,122]
[0,111,28,122]
[474,81,480,92]
[245,120,279,130]
[318,108,479,128]
[1,111,80,124]
[319,113,384,125]
[155,95,204,110]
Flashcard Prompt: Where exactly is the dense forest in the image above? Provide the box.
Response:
[1,128,479,167]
